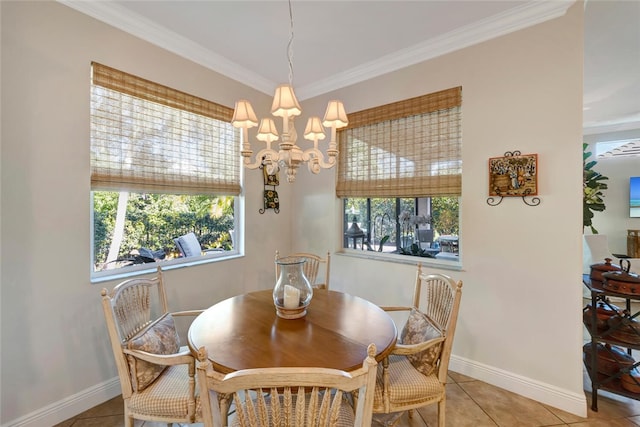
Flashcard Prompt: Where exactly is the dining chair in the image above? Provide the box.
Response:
[275,250,331,289]
[373,264,463,427]
[100,265,204,427]
[196,343,378,427]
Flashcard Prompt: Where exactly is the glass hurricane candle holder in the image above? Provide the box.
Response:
[273,256,313,319]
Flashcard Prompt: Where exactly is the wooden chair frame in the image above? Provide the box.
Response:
[101,265,204,427]
[196,344,377,427]
[374,264,463,427]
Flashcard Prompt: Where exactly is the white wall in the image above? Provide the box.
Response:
[0,2,293,425]
[584,130,640,252]
[1,1,586,425]
[298,1,586,417]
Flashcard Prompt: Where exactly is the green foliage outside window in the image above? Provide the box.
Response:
[431,197,459,236]
[93,192,234,271]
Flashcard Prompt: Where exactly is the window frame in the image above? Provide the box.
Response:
[337,87,462,269]
[341,197,461,270]
[90,192,244,283]
[89,63,243,282]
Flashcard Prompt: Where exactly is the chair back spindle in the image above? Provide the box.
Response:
[197,343,378,427]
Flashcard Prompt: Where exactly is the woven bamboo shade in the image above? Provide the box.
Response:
[90,62,240,195]
[336,87,461,198]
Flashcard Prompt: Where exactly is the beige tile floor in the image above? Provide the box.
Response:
[56,295,640,426]
[54,369,640,427]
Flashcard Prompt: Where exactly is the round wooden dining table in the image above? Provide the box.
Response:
[188,289,397,373]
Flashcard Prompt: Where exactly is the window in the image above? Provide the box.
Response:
[338,87,461,263]
[343,197,459,255]
[90,63,241,279]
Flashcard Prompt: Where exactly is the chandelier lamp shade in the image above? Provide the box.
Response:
[230,1,348,183]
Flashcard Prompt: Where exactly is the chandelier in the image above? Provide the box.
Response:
[231,1,348,183]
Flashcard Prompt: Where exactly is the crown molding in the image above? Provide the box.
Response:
[57,0,276,94]
[297,0,575,99]
[58,0,574,99]
[583,121,640,136]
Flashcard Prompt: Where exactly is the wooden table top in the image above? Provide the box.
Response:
[188,289,397,373]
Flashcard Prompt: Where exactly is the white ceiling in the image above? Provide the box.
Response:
[583,0,640,135]
[60,0,640,135]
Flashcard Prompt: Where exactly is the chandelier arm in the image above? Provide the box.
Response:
[308,158,321,174]
[303,148,336,173]
[243,148,280,170]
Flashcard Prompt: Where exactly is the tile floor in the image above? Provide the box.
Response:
[54,369,640,427]
[56,296,640,426]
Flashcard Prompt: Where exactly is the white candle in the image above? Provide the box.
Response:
[283,285,300,309]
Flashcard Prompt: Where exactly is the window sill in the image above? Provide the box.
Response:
[336,249,463,272]
[90,251,243,284]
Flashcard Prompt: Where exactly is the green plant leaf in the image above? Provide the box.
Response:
[584,160,597,170]
[377,235,390,252]
[583,143,608,233]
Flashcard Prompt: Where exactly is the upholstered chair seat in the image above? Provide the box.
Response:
[373,355,444,409]
[127,363,201,419]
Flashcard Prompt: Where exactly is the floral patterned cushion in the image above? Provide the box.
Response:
[126,313,180,391]
[399,308,443,376]
[264,189,279,210]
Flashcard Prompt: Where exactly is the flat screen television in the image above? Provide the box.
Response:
[631,177,640,218]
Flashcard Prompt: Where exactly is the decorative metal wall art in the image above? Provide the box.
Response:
[260,163,280,214]
[487,151,540,206]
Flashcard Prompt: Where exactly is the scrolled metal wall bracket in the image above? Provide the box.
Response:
[487,188,541,206]
[487,150,541,207]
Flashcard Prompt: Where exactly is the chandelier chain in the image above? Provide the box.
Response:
[287,0,294,86]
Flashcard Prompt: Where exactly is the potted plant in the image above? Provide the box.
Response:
[583,142,608,234]
[398,211,433,257]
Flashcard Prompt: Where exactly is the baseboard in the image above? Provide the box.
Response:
[3,357,589,425]
[449,354,587,418]
[2,378,121,427]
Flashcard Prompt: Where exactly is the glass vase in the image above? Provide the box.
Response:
[273,256,313,319]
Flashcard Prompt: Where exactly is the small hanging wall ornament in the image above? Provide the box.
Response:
[260,159,280,214]
[487,150,540,206]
